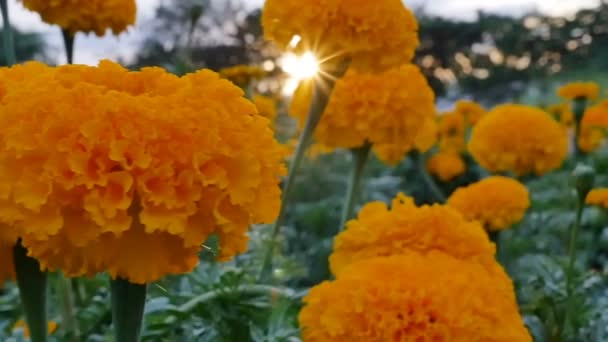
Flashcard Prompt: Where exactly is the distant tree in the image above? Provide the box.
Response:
[0,26,46,65]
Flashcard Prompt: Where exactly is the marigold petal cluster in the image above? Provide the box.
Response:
[0,61,285,283]
[374,117,438,166]
[578,101,608,153]
[438,111,466,153]
[262,0,419,72]
[0,227,16,287]
[290,65,435,162]
[22,0,136,36]
[586,188,608,208]
[455,100,486,125]
[447,176,530,231]
[301,253,532,342]
[469,104,568,176]
[253,95,278,121]
[426,151,466,182]
[557,82,600,100]
[219,65,265,87]
[330,193,495,275]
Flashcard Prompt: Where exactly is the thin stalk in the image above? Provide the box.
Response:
[415,152,446,203]
[179,285,296,313]
[57,274,80,341]
[572,98,587,160]
[258,74,338,282]
[61,29,75,64]
[0,0,17,65]
[14,241,48,342]
[563,199,583,332]
[339,143,372,231]
[111,278,147,342]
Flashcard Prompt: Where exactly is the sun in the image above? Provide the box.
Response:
[280,51,319,95]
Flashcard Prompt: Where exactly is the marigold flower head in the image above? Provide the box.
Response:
[426,151,466,182]
[219,65,265,87]
[578,101,608,153]
[0,227,16,287]
[330,193,496,276]
[448,176,530,231]
[253,95,278,121]
[262,0,419,72]
[547,103,574,128]
[301,253,532,342]
[22,0,136,36]
[374,117,438,166]
[438,111,466,153]
[586,188,608,208]
[0,61,285,284]
[557,82,600,101]
[290,65,435,162]
[469,104,568,176]
[455,100,486,125]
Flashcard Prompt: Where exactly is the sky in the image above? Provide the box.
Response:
[3,0,601,65]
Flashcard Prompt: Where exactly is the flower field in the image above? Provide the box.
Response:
[1,0,608,341]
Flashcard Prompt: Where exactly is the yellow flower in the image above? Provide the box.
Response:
[469,104,568,176]
[374,117,438,166]
[290,64,435,163]
[262,0,419,72]
[219,65,265,87]
[22,0,136,36]
[438,111,466,153]
[0,61,285,284]
[586,188,608,208]
[253,95,278,121]
[557,82,600,100]
[455,100,486,126]
[578,101,608,153]
[547,103,574,127]
[330,193,495,276]
[300,253,532,342]
[426,151,466,182]
[0,227,16,288]
[448,176,530,231]
[13,319,58,337]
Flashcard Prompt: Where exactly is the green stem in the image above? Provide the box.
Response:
[57,275,80,341]
[572,98,587,160]
[111,278,147,342]
[258,75,338,283]
[563,199,583,332]
[415,152,446,203]
[339,143,372,231]
[0,0,16,65]
[180,285,296,313]
[61,29,75,64]
[13,241,48,342]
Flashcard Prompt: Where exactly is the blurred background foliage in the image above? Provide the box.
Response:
[3,0,608,341]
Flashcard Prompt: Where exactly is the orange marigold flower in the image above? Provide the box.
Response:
[557,82,600,101]
[13,319,58,337]
[0,61,285,284]
[455,100,486,126]
[469,104,568,176]
[301,253,532,342]
[22,0,136,36]
[426,151,466,182]
[547,103,574,128]
[290,65,435,163]
[0,227,16,288]
[262,0,419,72]
[219,65,265,87]
[374,117,438,166]
[438,111,466,153]
[330,193,495,276]
[578,101,608,153]
[448,176,530,231]
[253,95,278,121]
[586,188,608,208]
